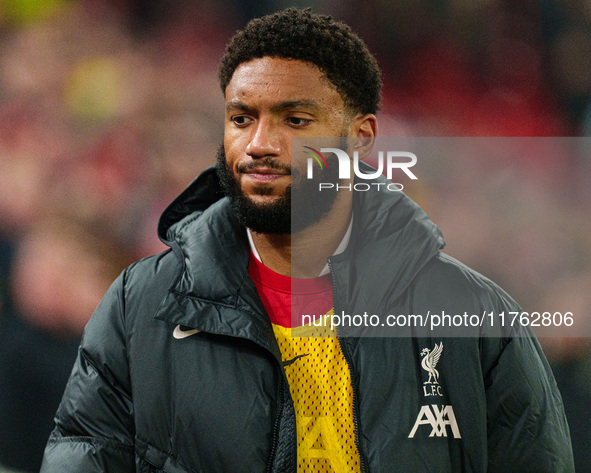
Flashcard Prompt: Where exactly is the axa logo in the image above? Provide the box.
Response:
[304,147,418,180]
[408,404,462,439]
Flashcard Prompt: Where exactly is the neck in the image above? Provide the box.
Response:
[250,191,353,277]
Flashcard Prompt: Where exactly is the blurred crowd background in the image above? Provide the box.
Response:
[0,0,590,471]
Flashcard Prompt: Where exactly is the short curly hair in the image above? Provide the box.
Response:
[219,8,382,115]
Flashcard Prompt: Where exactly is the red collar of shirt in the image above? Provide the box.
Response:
[248,252,333,327]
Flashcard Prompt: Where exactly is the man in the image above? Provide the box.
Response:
[41,8,574,472]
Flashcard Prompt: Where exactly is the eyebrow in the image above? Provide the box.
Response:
[225,99,321,113]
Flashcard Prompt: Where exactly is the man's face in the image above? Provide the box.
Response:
[220,57,351,234]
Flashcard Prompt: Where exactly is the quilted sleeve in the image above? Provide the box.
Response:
[40,270,135,472]
[485,333,575,473]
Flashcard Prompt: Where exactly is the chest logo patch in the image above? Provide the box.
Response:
[421,342,443,385]
[410,341,461,439]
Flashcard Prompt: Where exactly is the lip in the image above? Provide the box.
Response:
[242,168,289,183]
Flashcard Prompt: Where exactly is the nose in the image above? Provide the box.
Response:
[246,118,281,158]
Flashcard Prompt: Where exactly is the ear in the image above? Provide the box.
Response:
[351,114,377,159]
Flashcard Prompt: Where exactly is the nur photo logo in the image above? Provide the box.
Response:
[303,146,418,192]
[303,146,329,170]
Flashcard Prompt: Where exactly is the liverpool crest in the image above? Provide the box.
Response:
[421,342,443,385]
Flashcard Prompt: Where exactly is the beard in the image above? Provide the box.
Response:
[216,142,345,234]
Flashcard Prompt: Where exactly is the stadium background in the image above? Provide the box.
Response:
[0,0,589,471]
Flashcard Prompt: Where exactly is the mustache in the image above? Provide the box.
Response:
[216,144,294,176]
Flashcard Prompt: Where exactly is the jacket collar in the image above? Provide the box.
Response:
[155,164,445,356]
[156,185,281,358]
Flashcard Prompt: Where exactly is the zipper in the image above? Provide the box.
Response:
[266,361,286,473]
[328,256,368,473]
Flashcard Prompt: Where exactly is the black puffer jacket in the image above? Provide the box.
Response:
[41,166,574,472]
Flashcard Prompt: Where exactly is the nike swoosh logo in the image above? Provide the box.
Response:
[173,325,201,339]
[282,354,309,367]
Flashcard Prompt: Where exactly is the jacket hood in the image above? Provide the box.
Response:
[158,166,225,244]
